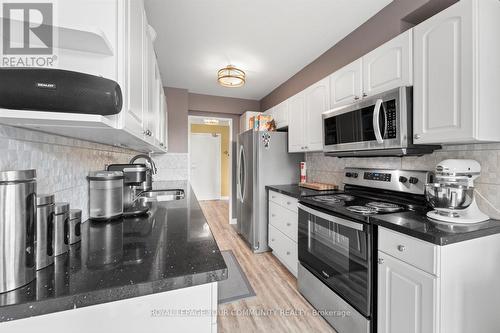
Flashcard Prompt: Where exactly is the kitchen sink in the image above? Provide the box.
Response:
[137,189,185,203]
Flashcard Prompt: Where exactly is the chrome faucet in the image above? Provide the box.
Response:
[129,154,157,175]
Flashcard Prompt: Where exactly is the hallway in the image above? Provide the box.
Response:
[199,200,336,333]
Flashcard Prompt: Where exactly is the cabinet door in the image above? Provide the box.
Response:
[273,100,289,129]
[305,77,330,152]
[125,0,146,136]
[378,251,438,333]
[288,92,306,153]
[329,59,363,108]
[363,29,413,97]
[413,0,474,144]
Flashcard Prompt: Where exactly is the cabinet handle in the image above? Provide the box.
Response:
[378,258,384,264]
[286,201,291,205]
[354,96,360,100]
[362,92,368,97]
[397,245,406,252]
[271,238,275,242]
[271,214,276,217]
[414,134,421,140]
[286,223,291,227]
[286,251,291,255]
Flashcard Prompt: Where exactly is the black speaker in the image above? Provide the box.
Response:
[0,68,123,116]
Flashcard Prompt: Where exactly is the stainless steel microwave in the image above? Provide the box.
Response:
[322,87,440,157]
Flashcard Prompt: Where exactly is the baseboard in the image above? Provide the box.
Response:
[230,218,237,225]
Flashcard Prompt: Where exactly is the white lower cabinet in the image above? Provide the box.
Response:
[378,251,437,333]
[1,282,218,333]
[378,227,500,333]
[268,191,298,276]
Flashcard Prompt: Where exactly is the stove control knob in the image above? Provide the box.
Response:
[409,177,419,184]
[345,172,352,178]
[352,173,358,178]
[399,176,408,183]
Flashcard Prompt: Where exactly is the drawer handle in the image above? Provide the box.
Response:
[378,258,384,264]
[286,223,291,227]
[271,238,275,242]
[271,196,276,199]
[287,201,291,205]
[397,245,406,252]
[321,270,330,278]
[272,214,276,217]
[286,251,291,255]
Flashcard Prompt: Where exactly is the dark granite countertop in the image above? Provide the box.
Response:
[372,211,500,245]
[0,181,227,322]
[266,184,339,199]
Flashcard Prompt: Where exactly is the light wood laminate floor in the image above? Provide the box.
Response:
[199,200,337,333]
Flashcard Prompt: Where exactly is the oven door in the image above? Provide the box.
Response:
[298,203,372,317]
[323,87,408,154]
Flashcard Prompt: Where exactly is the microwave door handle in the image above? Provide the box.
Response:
[373,99,384,144]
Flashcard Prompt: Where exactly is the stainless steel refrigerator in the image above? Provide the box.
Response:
[236,130,303,253]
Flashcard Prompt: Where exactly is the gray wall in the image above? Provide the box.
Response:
[189,93,260,115]
[260,0,458,110]
[165,87,189,153]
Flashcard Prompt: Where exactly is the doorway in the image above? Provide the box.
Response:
[190,133,221,200]
[188,116,233,223]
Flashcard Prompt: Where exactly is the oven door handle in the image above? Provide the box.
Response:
[298,203,365,231]
[373,99,384,144]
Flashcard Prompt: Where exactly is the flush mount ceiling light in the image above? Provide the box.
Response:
[217,65,245,88]
[203,119,219,125]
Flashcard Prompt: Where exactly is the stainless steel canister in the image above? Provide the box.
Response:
[88,171,124,221]
[0,169,37,293]
[54,202,70,256]
[69,209,82,244]
[36,194,55,270]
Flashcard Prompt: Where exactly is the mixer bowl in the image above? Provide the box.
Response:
[425,183,474,210]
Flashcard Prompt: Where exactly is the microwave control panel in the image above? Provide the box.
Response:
[385,100,397,139]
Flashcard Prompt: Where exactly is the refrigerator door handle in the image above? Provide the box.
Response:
[238,144,246,203]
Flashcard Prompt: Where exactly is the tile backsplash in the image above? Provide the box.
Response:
[306,143,500,219]
[0,125,188,220]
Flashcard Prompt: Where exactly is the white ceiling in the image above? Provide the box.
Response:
[145,0,392,100]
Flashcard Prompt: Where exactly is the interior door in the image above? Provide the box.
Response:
[190,133,221,201]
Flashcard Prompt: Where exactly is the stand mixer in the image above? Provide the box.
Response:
[425,159,489,224]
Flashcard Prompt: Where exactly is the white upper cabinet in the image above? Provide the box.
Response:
[125,0,147,138]
[288,79,329,153]
[304,77,330,151]
[329,59,363,108]
[288,92,306,153]
[413,0,500,144]
[362,30,413,97]
[273,100,289,129]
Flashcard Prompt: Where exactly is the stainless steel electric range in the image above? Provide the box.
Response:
[297,168,432,333]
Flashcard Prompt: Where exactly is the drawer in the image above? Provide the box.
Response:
[378,227,440,276]
[268,201,298,242]
[269,225,298,276]
[280,194,298,213]
[269,190,281,204]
